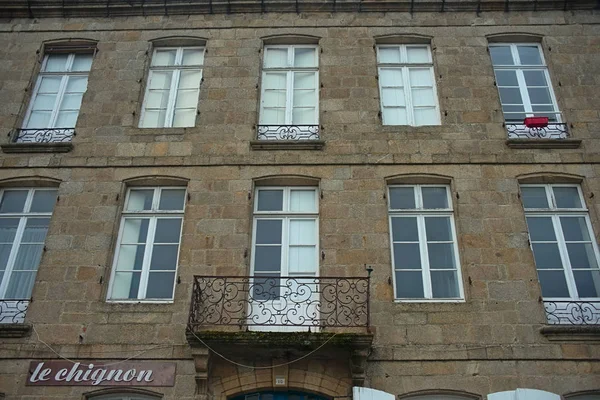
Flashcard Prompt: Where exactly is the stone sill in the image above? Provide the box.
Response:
[540,325,600,341]
[506,139,582,149]
[1,142,73,153]
[0,323,32,338]
[250,140,325,150]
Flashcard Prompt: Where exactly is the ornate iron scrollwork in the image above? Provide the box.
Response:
[257,125,320,141]
[14,128,75,143]
[543,301,600,325]
[0,300,29,324]
[506,123,569,139]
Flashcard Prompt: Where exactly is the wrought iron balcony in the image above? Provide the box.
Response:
[0,299,29,324]
[257,125,320,141]
[187,275,370,331]
[13,128,75,143]
[544,301,600,325]
[506,123,568,140]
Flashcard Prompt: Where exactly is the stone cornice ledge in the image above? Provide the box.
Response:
[1,143,73,153]
[540,325,600,341]
[0,323,32,338]
[506,139,582,149]
[250,140,325,150]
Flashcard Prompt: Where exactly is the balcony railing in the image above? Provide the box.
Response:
[543,301,600,325]
[257,125,320,141]
[13,128,75,143]
[506,123,569,140]
[0,300,29,324]
[188,275,370,331]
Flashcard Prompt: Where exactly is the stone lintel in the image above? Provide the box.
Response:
[505,139,582,149]
[540,325,600,341]
[1,142,73,153]
[0,323,32,338]
[250,140,325,151]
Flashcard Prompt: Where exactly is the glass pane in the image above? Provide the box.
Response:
[150,244,179,270]
[537,270,570,298]
[5,271,37,299]
[44,54,69,72]
[182,48,204,65]
[523,70,548,87]
[414,108,438,126]
[261,108,286,125]
[406,46,430,63]
[152,49,177,66]
[499,88,523,105]
[290,190,316,212]
[395,271,424,298]
[382,87,405,107]
[55,111,78,128]
[126,189,154,211]
[412,88,435,107]
[253,246,282,272]
[111,271,141,299]
[425,217,452,241]
[573,270,600,298]
[32,94,57,111]
[408,68,432,87]
[0,218,19,242]
[159,189,185,211]
[495,70,519,86]
[122,219,150,243]
[179,70,202,89]
[146,272,175,298]
[378,47,401,64]
[256,220,282,244]
[145,90,170,109]
[154,219,182,243]
[391,217,418,241]
[65,76,88,93]
[521,187,549,209]
[257,190,283,211]
[553,187,582,208]
[252,275,280,301]
[517,45,543,65]
[389,187,415,210]
[431,271,460,298]
[116,245,146,271]
[294,72,315,89]
[265,48,288,68]
[428,243,456,269]
[173,109,196,127]
[60,94,84,110]
[379,68,402,85]
[13,244,43,270]
[489,46,514,65]
[0,191,28,213]
[393,243,421,270]
[560,217,591,241]
[289,246,316,273]
[294,48,316,67]
[175,89,199,109]
[263,72,287,90]
[26,111,52,128]
[422,187,448,209]
[72,54,93,71]
[289,220,315,243]
[293,89,316,107]
[292,108,316,124]
[264,90,286,108]
[0,244,12,273]
[566,243,598,269]
[21,218,50,242]
[383,107,407,125]
[526,217,556,241]
[38,76,61,93]
[149,71,173,90]
[532,243,563,269]
[528,87,552,105]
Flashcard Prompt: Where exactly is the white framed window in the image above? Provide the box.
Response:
[376,44,440,126]
[108,187,185,301]
[490,43,561,123]
[387,185,463,301]
[0,188,58,299]
[521,184,600,299]
[259,45,319,126]
[139,47,204,128]
[22,53,93,129]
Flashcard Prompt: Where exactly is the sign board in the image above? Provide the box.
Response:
[27,361,176,387]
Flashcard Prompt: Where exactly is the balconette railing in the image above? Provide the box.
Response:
[257,125,320,141]
[13,128,75,143]
[506,123,568,140]
[188,275,370,331]
[0,299,29,324]
[544,301,600,325]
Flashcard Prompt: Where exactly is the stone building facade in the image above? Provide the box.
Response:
[0,1,599,399]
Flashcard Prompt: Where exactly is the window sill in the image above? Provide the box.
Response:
[540,325,600,341]
[0,323,32,338]
[250,140,325,150]
[506,139,582,149]
[394,299,465,303]
[1,142,73,153]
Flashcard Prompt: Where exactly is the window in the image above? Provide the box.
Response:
[0,188,57,300]
[139,47,204,128]
[490,43,560,123]
[22,52,93,130]
[108,187,185,301]
[387,185,463,300]
[376,44,440,126]
[259,45,319,128]
[521,184,600,300]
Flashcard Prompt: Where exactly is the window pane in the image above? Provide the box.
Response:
[379,68,402,85]
[422,187,448,209]
[182,48,204,66]
[72,54,93,71]
[414,108,438,126]
[431,270,460,298]
[179,70,202,89]
[499,87,523,105]
[391,217,418,241]
[532,243,563,269]
[528,87,552,105]
[146,272,175,298]
[560,217,591,241]
[21,218,50,242]
[294,48,316,67]
[116,245,146,271]
[289,246,316,273]
[293,89,316,107]
[408,68,432,87]
[566,243,598,269]
[290,190,316,212]
[573,270,600,298]
[60,94,84,110]
[292,108,316,124]
[32,94,57,110]
[256,220,282,244]
[265,48,288,68]
[489,46,514,65]
[146,90,170,110]
[44,54,69,72]
[395,271,424,298]
[122,219,150,243]
[0,244,12,275]
[65,76,88,93]
[383,107,407,125]
[257,190,283,211]
[55,110,78,128]
[517,45,543,65]
[260,108,285,125]
[406,46,430,63]
[389,187,415,210]
[521,187,549,209]
[5,270,37,299]
[495,70,519,86]
[0,191,28,213]
[378,47,401,64]
[0,218,19,243]
[393,243,421,269]
[111,271,141,299]
[126,189,154,211]
[159,189,185,211]
[553,187,582,208]
[173,109,196,127]
[526,217,556,241]
[175,88,199,108]
[425,217,452,241]
[523,70,548,87]
[26,111,52,128]
[263,72,287,90]
[411,88,435,106]
[149,71,173,90]
[152,49,177,66]
[12,244,43,270]
[252,275,280,301]
[38,76,61,93]
[150,244,179,270]
[154,219,182,243]
[294,72,316,89]
[254,246,282,272]
[428,243,456,269]
[382,87,405,107]
[263,90,286,108]
[141,110,166,128]
[537,270,570,298]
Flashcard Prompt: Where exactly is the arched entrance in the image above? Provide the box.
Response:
[231,390,330,400]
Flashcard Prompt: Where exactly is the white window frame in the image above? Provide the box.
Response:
[259,45,320,126]
[0,188,57,300]
[139,46,205,128]
[376,44,440,126]
[387,184,464,302]
[22,53,92,129]
[107,187,185,303]
[489,43,561,123]
[521,183,600,301]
